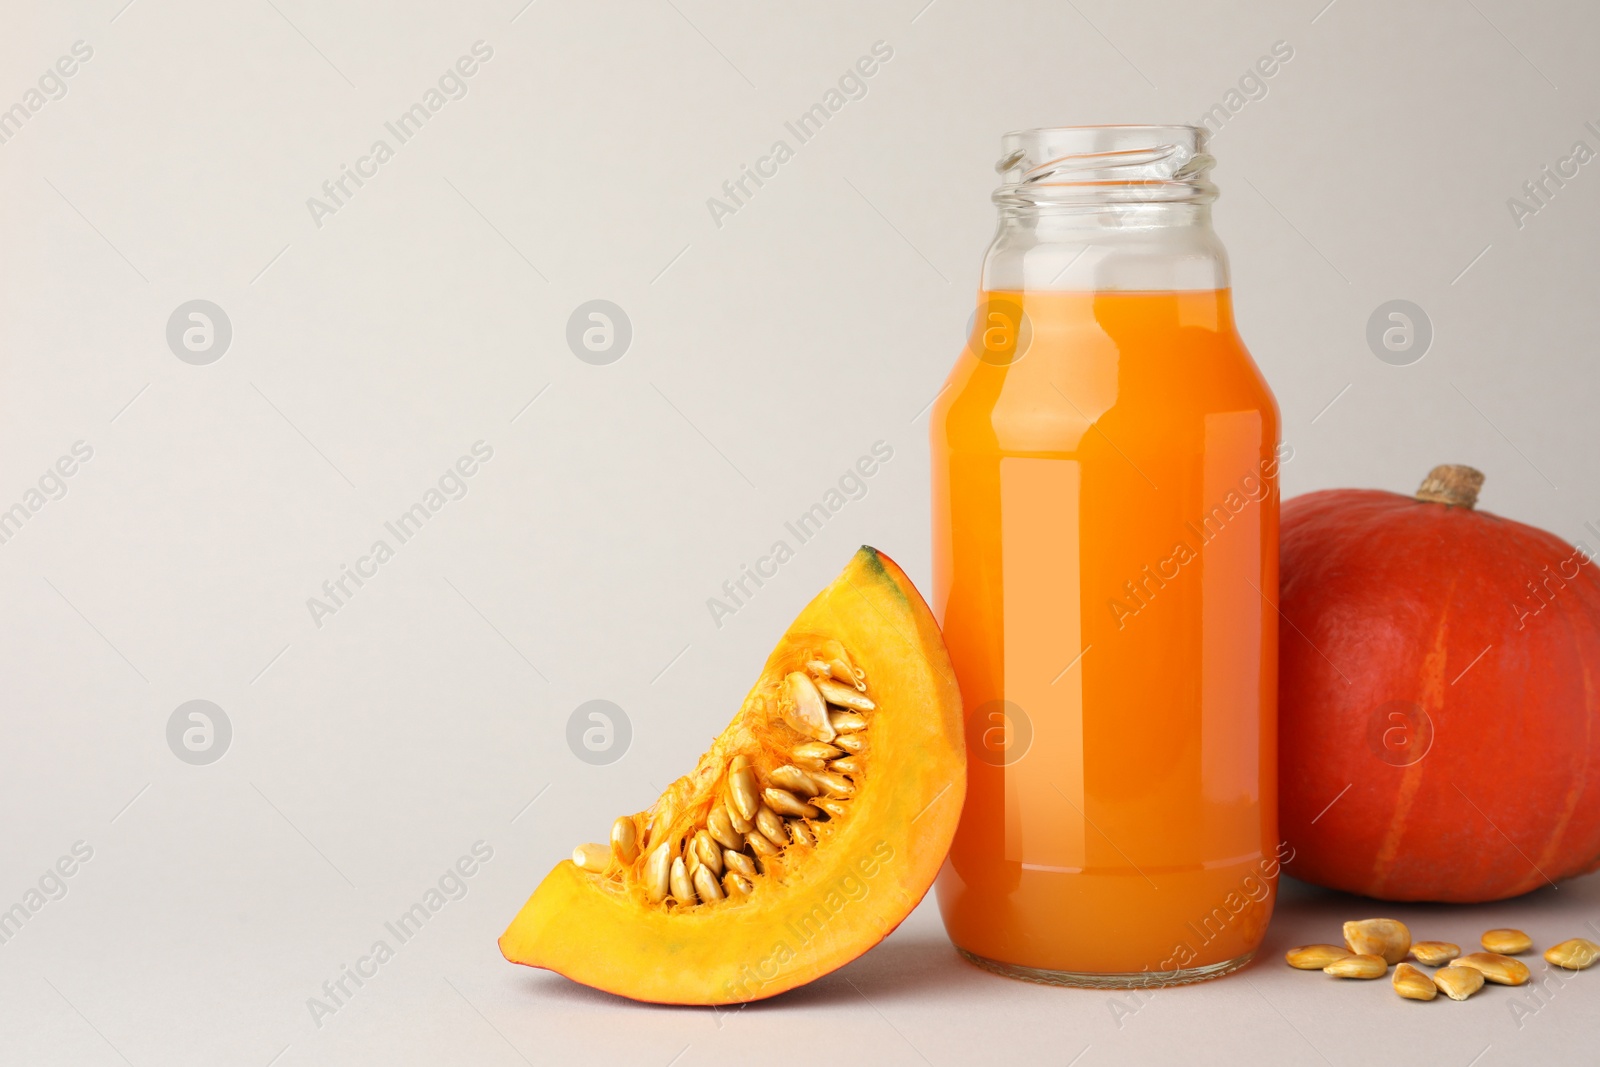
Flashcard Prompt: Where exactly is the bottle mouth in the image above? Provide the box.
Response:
[994,125,1216,208]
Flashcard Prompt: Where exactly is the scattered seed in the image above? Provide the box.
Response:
[692,864,724,902]
[1285,944,1349,970]
[788,819,814,847]
[1393,962,1436,1001]
[770,765,820,796]
[1325,954,1387,979]
[783,672,836,742]
[1544,938,1600,971]
[830,711,868,733]
[1481,928,1532,955]
[724,871,753,896]
[724,850,757,879]
[764,786,820,819]
[816,677,875,712]
[1409,941,1460,967]
[755,805,788,846]
[833,733,865,754]
[746,831,779,857]
[670,856,696,905]
[707,805,743,851]
[1344,919,1412,965]
[572,842,609,871]
[1454,952,1531,986]
[643,844,672,903]
[1433,964,1485,1001]
[830,757,862,775]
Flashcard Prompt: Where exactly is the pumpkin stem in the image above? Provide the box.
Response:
[1415,465,1484,509]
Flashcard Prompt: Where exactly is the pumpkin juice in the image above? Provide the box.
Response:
[933,286,1283,982]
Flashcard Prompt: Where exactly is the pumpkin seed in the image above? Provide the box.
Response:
[1325,954,1387,979]
[833,732,865,754]
[684,839,701,878]
[788,819,814,847]
[1343,918,1411,965]
[830,757,862,776]
[695,830,723,875]
[818,639,866,690]
[810,770,854,797]
[755,805,788,846]
[1454,952,1531,986]
[1393,963,1436,1001]
[644,844,672,903]
[817,678,874,712]
[1409,941,1460,967]
[815,797,849,819]
[1433,964,1485,1001]
[764,786,820,819]
[724,871,753,896]
[829,711,868,733]
[746,831,779,857]
[724,850,757,878]
[770,765,820,796]
[783,672,836,742]
[1544,938,1600,971]
[611,817,638,865]
[729,763,760,821]
[692,864,724,902]
[669,856,696,905]
[1285,944,1349,970]
[1480,928,1532,955]
[793,741,844,763]
[572,843,609,871]
[707,805,743,851]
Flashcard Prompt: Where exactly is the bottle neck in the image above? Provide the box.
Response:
[981,202,1230,293]
[985,125,1228,293]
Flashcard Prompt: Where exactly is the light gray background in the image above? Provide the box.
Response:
[3,0,1597,1064]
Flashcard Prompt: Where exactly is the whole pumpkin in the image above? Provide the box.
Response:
[1279,465,1600,902]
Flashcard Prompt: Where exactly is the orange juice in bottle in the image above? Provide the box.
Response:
[932,126,1285,986]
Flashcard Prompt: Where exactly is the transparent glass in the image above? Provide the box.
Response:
[931,126,1282,988]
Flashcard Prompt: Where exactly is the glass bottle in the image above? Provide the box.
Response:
[931,125,1284,987]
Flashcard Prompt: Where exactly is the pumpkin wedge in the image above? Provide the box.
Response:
[499,547,965,1004]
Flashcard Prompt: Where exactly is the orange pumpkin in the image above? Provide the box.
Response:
[1279,466,1600,902]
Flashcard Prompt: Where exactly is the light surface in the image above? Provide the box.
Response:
[2,0,1596,1063]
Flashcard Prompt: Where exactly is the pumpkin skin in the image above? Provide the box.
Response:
[1278,470,1600,902]
[499,547,965,1003]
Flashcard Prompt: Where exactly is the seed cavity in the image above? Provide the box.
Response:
[592,642,874,910]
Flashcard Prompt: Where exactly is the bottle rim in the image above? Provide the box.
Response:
[994,124,1217,208]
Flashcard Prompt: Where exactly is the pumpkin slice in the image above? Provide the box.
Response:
[499,547,965,1004]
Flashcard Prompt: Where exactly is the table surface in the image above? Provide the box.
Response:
[11,867,1593,1067]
